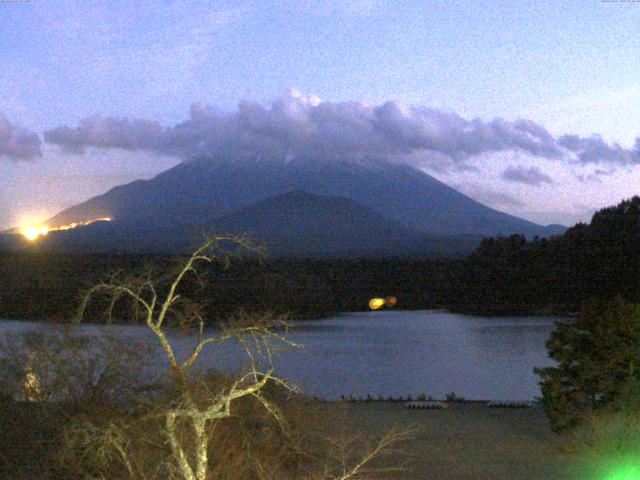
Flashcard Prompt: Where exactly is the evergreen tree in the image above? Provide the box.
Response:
[535,296,640,432]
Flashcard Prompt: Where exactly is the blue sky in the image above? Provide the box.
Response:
[1,0,640,229]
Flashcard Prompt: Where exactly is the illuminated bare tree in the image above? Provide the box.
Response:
[74,235,412,480]
[76,235,298,480]
[306,428,414,480]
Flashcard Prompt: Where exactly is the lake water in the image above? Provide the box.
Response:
[0,310,559,401]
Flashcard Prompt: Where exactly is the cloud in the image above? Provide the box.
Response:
[42,90,563,164]
[575,166,616,183]
[43,91,640,170]
[456,185,526,208]
[501,165,553,186]
[44,115,165,154]
[558,134,640,165]
[0,113,42,161]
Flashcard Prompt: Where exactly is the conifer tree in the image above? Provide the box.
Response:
[536,296,640,431]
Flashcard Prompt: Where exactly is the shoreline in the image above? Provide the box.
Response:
[306,401,578,479]
[0,306,574,325]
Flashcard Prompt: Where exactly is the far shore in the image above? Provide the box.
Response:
[0,306,574,326]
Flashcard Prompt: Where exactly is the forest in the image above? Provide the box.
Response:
[1,196,638,323]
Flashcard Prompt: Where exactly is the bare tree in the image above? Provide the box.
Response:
[75,236,301,480]
[71,236,413,480]
[301,428,414,480]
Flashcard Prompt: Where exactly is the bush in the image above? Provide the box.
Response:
[0,327,154,405]
[565,385,640,480]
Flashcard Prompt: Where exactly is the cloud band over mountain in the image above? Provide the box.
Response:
[502,166,554,186]
[36,91,640,169]
[0,113,42,161]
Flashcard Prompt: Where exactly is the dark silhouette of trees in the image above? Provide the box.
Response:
[535,296,640,432]
[447,196,640,315]
[1,196,639,321]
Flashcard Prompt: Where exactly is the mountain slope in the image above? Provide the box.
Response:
[6,192,481,256]
[46,156,564,238]
[213,191,481,256]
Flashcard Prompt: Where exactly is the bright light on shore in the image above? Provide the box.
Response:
[368,298,386,310]
[368,296,398,310]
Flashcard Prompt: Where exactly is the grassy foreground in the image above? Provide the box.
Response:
[317,402,578,480]
[2,398,583,479]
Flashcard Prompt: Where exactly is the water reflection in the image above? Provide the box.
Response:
[0,310,558,401]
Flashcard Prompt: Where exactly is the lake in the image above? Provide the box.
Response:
[0,310,559,401]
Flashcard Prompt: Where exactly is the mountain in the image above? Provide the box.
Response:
[542,224,568,236]
[2,192,482,256]
[210,191,481,256]
[46,156,565,238]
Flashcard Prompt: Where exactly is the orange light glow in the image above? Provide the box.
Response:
[368,296,398,310]
[21,225,50,241]
[385,296,398,307]
[19,217,112,242]
[369,298,386,310]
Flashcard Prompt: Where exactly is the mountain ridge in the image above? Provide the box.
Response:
[5,191,482,257]
[46,156,565,240]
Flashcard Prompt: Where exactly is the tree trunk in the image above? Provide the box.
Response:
[193,416,209,480]
[167,412,196,480]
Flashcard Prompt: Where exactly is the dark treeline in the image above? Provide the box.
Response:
[448,196,640,315]
[0,252,458,322]
[1,196,638,322]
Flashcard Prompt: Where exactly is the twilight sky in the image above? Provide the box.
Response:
[1,0,640,229]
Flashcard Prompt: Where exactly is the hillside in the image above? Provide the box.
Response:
[211,191,481,257]
[2,192,481,257]
[45,156,564,239]
[446,196,640,315]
